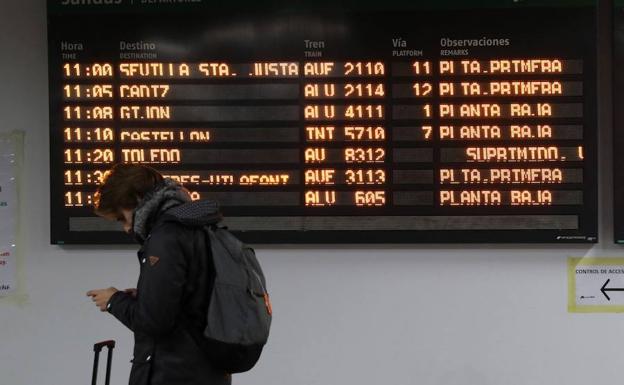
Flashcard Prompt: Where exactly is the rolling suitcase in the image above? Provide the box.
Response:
[92,340,115,385]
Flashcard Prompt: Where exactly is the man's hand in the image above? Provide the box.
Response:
[86,287,119,312]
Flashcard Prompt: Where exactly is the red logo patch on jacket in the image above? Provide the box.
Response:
[148,256,160,266]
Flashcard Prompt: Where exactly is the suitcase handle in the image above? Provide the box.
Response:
[92,340,115,385]
[94,340,116,352]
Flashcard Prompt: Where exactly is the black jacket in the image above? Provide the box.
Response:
[107,202,231,385]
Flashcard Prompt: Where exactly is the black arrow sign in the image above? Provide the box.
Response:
[600,279,624,301]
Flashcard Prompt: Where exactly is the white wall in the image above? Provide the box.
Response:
[1,1,623,385]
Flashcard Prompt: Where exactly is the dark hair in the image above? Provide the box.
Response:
[94,163,163,215]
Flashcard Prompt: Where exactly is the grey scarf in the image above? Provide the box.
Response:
[133,178,192,243]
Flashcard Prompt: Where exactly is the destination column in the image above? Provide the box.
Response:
[117,61,302,209]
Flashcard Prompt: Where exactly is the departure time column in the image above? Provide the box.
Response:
[61,62,116,207]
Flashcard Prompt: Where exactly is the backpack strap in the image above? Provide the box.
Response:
[179,225,215,348]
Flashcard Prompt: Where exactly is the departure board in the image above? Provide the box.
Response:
[615,1,624,244]
[47,1,598,244]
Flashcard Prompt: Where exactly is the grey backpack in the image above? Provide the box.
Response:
[202,225,272,373]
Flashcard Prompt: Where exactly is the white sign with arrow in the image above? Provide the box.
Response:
[569,258,624,313]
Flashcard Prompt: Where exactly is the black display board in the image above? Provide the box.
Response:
[615,1,624,244]
[47,0,598,244]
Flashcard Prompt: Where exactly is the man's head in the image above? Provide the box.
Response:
[94,163,164,233]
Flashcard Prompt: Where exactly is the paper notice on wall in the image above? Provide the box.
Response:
[0,133,18,295]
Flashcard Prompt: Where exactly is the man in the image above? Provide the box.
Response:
[87,163,231,385]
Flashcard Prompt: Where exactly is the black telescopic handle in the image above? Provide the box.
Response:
[92,340,116,385]
[94,340,116,352]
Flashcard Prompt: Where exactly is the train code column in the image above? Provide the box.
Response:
[302,61,388,208]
